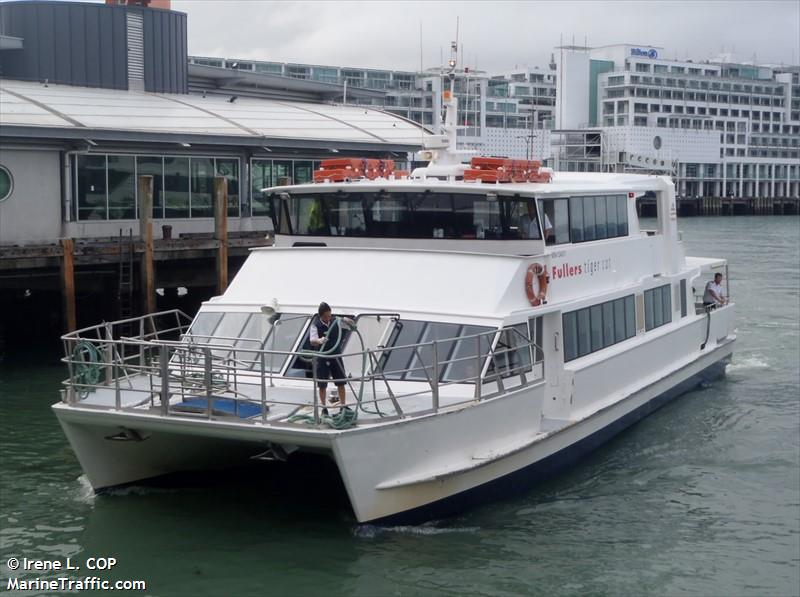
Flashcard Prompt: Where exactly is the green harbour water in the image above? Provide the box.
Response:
[1,216,798,596]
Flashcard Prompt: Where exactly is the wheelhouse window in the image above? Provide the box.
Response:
[272,191,545,241]
[537,198,569,245]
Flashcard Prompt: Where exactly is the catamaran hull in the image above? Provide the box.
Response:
[53,338,732,523]
[357,344,732,524]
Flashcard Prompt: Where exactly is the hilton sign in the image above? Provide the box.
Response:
[630,48,658,59]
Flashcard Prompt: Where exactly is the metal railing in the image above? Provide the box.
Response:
[61,310,545,428]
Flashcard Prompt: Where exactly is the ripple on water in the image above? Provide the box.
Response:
[352,522,481,539]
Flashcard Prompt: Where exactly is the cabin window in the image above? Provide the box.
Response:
[569,197,584,242]
[379,320,492,383]
[680,279,687,318]
[565,195,629,244]
[487,323,533,378]
[644,285,672,331]
[563,295,636,362]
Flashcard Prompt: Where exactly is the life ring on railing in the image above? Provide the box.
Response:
[525,262,548,306]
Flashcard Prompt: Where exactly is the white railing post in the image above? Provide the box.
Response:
[312,355,319,423]
[260,351,267,424]
[475,334,482,400]
[104,323,113,385]
[431,341,440,411]
[204,348,213,420]
[159,347,170,416]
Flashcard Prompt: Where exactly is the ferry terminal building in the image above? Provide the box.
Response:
[0,0,429,340]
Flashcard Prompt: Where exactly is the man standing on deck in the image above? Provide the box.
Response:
[309,302,354,413]
[703,273,728,307]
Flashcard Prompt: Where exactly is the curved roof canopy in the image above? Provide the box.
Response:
[0,79,431,151]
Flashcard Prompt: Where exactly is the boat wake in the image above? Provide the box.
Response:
[74,475,96,505]
[727,356,770,372]
[352,522,480,538]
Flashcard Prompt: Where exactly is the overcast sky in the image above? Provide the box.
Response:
[171,0,800,71]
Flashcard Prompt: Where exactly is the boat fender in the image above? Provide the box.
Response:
[525,262,548,306]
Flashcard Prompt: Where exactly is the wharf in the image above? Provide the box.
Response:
[638,196,799,217]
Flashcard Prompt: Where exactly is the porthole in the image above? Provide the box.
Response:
[653,135,663,150]
[0,165,12,202]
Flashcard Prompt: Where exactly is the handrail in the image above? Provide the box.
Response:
[60,314,545,425]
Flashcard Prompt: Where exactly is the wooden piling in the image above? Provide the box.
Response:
[60,238,76,332]
[214,176,229,295]
[138,175,156,315]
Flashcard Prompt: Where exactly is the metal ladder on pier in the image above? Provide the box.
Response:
[117,229,135,338]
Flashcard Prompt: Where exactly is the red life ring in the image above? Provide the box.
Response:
[525,262,548,306]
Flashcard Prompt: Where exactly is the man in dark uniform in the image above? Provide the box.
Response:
[309,302,353,412]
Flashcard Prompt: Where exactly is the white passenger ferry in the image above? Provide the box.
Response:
[53,89,735,523]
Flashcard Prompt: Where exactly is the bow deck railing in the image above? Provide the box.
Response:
[61,310,545,427]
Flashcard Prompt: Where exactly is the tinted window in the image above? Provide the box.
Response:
[583,198,596,241]
[644,285,672,331]
[595,197,608,239]
[443,325,492,383]
[489,323,532,378]
[577,309,591,357]
[281,191,537,241]
[590,305,604,352]
[407,323,461,381]
[613,298,627,343]
[602,302,615,348]
[616,195,629,236]
[563,311,578,362]
[563,295,636,362]
[569,197,584,242]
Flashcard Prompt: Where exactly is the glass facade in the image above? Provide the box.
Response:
[75,154,241,221]
[251,159,316,217]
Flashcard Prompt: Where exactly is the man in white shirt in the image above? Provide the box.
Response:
[519,200,552,240]
[703,273,728,307]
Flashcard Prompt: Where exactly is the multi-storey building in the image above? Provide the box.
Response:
[188,56,558,160]
[190,48,799,199]
[554,44,799,199]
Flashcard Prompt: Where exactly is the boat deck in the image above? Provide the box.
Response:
[71,371,499,426]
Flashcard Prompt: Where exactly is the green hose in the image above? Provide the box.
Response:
[71,340,102,397]
[290,316,390,428]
